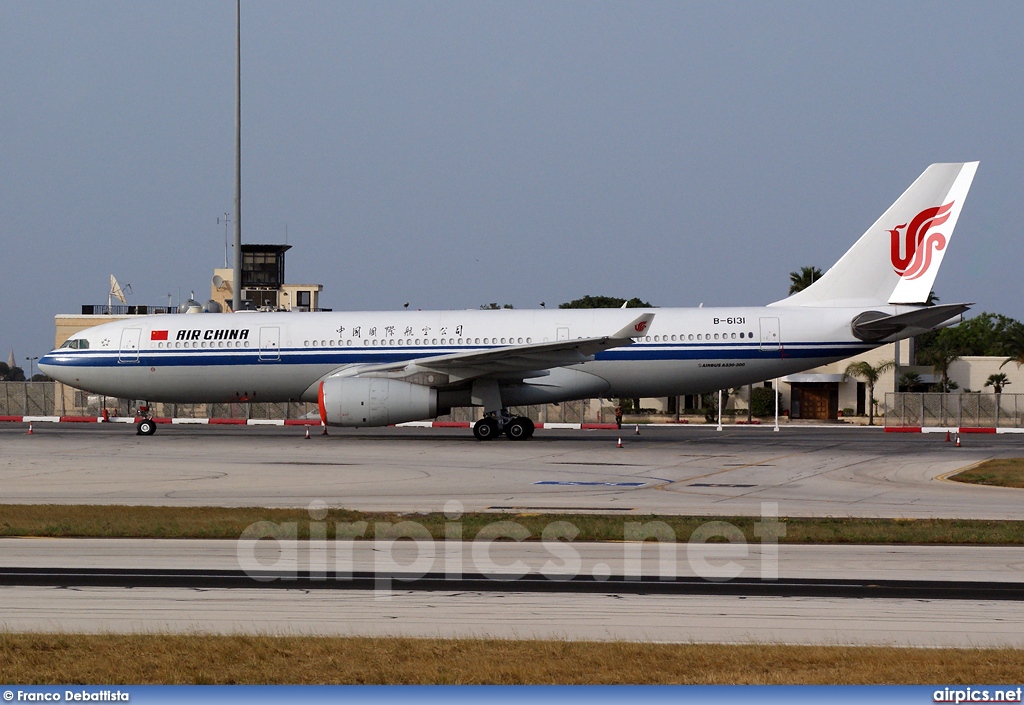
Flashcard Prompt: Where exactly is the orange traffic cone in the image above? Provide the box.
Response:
[617,437,623,448]
[321,423,328,436]
[27,422,33,435]
[955,433,961,447]
[945,430,951,442]
[305,426,311,440]
[635,424,640,435]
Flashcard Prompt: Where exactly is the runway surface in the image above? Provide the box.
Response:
[0,539,1021,645]
[2,539,1023,583]
[2,586,1021,647]
[2,424,1022,518]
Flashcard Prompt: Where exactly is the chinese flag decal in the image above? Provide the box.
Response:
[151,330,169,341]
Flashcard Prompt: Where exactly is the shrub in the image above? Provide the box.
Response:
[750,387,779,417]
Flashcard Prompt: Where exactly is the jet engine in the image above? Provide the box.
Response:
[318,377,437,427]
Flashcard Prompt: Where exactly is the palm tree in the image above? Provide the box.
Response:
[898,371,923,392]
[919,338,960,392]
[985,372,1011,427]
[1000,327,1024,370]
[985,373,1010,395]
[844,360,895,425]
[789,266,823,295]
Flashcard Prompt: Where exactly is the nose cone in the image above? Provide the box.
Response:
[38,352,69,384]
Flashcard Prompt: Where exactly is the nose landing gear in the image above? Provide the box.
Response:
[136,405,157,436]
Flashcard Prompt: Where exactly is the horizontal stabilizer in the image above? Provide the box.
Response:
[851,303,972,343]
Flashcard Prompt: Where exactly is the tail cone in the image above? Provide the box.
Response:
[945,430,951,442]
[305,426,311,440]
[955,433,961,447]
[635,424,640,435]
[617,437,623,448]
[27,422,33,435]
[321,423,328,436]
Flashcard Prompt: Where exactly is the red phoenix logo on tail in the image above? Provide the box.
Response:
[634,321,649,333]
[889,202,954,280]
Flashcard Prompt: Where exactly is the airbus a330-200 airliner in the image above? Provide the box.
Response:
[40,162,979,440]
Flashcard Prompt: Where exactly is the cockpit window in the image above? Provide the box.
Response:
[59,339,89,349]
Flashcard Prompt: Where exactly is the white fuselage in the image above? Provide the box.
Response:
[39,305,878,410]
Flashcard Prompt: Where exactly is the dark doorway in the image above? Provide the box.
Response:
[790,383,839,420]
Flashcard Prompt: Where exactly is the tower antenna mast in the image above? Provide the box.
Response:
[231,0,242,311]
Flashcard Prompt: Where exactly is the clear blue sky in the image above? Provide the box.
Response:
[2,1,1022,363]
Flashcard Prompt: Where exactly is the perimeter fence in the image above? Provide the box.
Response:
[0,382,601,425]
[883,392,1024,428]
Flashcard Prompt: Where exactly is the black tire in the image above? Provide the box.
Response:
[506,417,534,440]
[137,419,156,436]
[473,417,500,441]
[521,417,536,438]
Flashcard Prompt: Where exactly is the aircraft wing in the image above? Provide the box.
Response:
[331,312,655,385]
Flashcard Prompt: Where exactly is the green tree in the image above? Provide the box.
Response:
[480,303,514,310]
[0,362,8,380]
[917,312,1024,359]
[749,386,780,417]
[4,365,26,382]
[1000,326,1024,370]
[844,360,895,425]
[984,373,1010,395]
[701,388,738,423]
[788,266,822,295]
[918,338,960,393]
[559,295,652,309]
[898,371,925,392]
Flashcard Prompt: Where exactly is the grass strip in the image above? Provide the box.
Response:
[951,458,1024,489]
[1,505,1024,543]
[1,634,1022,684]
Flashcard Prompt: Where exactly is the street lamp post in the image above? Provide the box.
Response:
[25,356,37,380]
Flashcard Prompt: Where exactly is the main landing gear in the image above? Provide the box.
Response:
[473,411,535,441]
[136,405,156,436]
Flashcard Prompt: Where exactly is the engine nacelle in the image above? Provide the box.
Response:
[318,377,437,427]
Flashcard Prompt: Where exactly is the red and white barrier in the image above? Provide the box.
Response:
[885,426,1024,434]
[0,415,320,426]
[13,415,1020,433]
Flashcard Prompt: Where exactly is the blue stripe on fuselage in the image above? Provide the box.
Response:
[39,342,874,369]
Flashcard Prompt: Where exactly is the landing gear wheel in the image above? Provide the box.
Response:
[137,419,156,436]
[473,417,500,441]
[506,417,534,440]
[522,417,535,438]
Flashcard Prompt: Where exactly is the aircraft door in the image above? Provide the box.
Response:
[759,318,781,352]
[118,328,141,363]
[557,327,569,341]
[259,326,281,362]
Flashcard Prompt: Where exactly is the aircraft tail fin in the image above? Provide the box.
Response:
[773,162,978,307]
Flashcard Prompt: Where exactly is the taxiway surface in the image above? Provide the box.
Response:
[1,424,1021,518]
